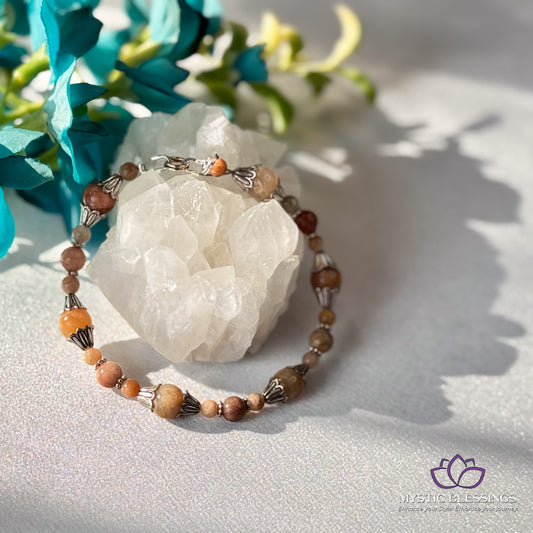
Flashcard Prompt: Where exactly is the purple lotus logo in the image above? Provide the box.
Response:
[431,454,485,489]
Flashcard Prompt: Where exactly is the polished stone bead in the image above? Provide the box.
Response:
[311,267,341,290]
[96,361,123,388]
[309,327,333,352]
[302,351,320,369]
[58,308,92,337]
[200,399,219,418]
[273,367,305,400]
[319,308,336,325]
[121,379,141,398]
[60,246,86,272]
[210,158,227,177]
[222,396,247,421]
[119,162,139,181]
[61,274,80,294]
[82,183,116,214]
[249,166,279,201]
[280,195,299,215]
[83,347,101,365]
[246,393,265,411]
[308,235,323,252]
[71,224,91,245]
[294,210,317,234]
[152,384,184,418]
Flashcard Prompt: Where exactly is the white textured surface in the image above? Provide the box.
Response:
[1,1,532,532]
[88,106,303,362]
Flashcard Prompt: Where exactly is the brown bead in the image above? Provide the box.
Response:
[280,195,299,215]
[96,361,123,388]
[82,182,116,214]
[58,308,92,337]
[83,347,102,365]
[60,246,86,272]
[222,396,247,422]
[273,367,305,400]
[302,351,320,369]
[61,274,80,294]
[249,166,279,201]
[311,267,341,290]
[308,235,323,252]
[71,224,91,245]
[319,308,336,325]
[247,393,265,411]
[200,400,219,418]
[121,379,141,398]
[152,384,184,419]
[119,162,139,181]
[309,327,333,353]
[294,210,317,234]
[210,158,227,177]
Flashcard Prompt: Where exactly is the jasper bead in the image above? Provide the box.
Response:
[249,166,279,201]
[222,396,247,422]
[82,183,116,214]
[152,384,184,419]
[210,158,227,177]
[273,367,305,401]
[308,235,323,252]
[311,267,341,290]
[71,224,91,245]
[83,347,102,365]
[96,361,123,388]
[319,308,336,325]
[294,210,318,234]
[201,400,219,418]
[61,274,80,294]
[247,393,265,411]
[303,351,320,369]
[280,195,299,215]
[58,308,92,337]
[309,327,333,352]
[60,246,86,272]
[119,162,139,181]
[121,379,141,398]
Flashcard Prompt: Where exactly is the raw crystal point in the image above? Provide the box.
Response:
[87,104,303,362]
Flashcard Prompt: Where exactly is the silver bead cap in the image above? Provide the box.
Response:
[68,325,94,350]
[263,378,287,404]
[64,293,85,311]
[80,204,105,228]
[180,390,201,415]
[137,384,160,412]
[313,252,336,272]
[101,174,123,199]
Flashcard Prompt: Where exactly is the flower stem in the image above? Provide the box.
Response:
[10,45,50,92]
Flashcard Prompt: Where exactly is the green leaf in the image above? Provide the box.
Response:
[196,66,235,85]
[340,67,376,103]
[204,81,236,109]
[249,82,293,134]
[306,72,331,96]
[287,31,303,61]
[222,22,248,63]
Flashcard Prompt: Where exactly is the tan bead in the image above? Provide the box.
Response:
[308,235,323,252]
[71,224,91,245]
[302,351,320,369]
[152,384,184,419]
[247,393,265,411]
[82,183,116,214]
[121,379,141,398]
[319,308,336,325]
[60,246,86,272]
[58,308,92,337]
[210,158,227,177]
[119,162,139,181]
[200,400,219,418]
[222,396,247,422]
[311,267,341,290]
[249,166,279,201]
[61,274,80,294]
[273,367,305,400]
[309,327,333,353]
[96,361,123,388]
[83,347,102,365]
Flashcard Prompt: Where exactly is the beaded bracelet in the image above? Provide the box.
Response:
[58,155,341,422]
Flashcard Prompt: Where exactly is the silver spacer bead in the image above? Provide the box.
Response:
[309,346,323,356]
[217,400,223,417]
[101,174,123,199]
[94,358,107,370]
[137,384,161,412]
[318,323,331,330]
[180,390,201,415]
[68,325,94,350]
[263,378,287,404]
[80,204,105,228]
[64,293,84,311]
[115,376,127,389]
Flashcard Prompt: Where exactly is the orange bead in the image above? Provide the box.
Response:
[96,361,122,388]
[121,379,141,398]
[210,158,227,177]
[58,308,92,337]
[83,347,102,365]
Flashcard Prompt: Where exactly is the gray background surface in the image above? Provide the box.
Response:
[1,0,531,531]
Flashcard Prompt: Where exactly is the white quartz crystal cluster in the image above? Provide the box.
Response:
[87,104,303,362]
